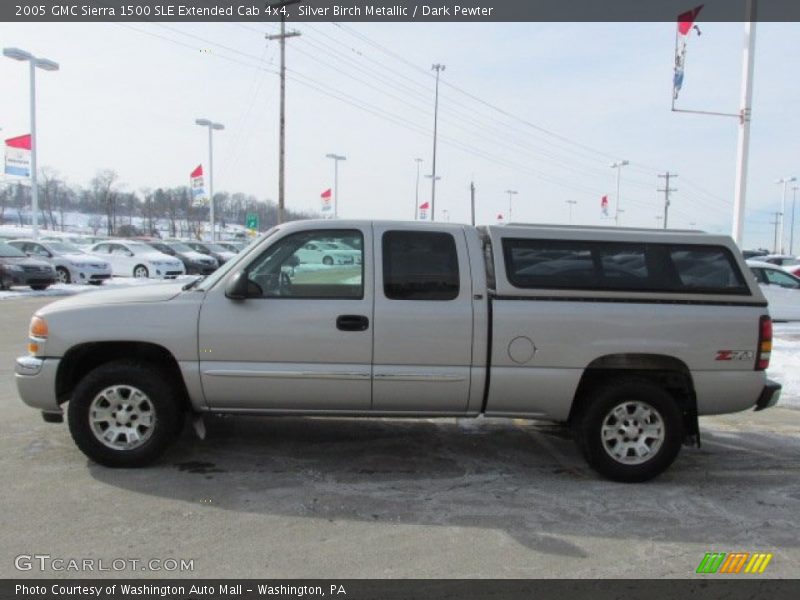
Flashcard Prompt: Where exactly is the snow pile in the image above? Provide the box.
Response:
[769,323,800,409]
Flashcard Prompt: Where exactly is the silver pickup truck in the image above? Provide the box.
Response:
[15,220,781,481]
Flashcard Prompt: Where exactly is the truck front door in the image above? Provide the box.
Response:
[197,226,373,411]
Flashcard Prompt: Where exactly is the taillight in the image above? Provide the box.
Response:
[756,315,772,371]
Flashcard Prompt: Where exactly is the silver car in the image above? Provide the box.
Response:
[9,239,112,285]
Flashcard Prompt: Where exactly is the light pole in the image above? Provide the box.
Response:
[430,63,445,222]
[791,186,799,256]
[424,174,441,221]
[195,119,224,242]
[505,190,518,220]
[776,177,797,254]
[414,158,423,220]
[566,200,577,224]
[610,160,629,227]
[326,153,346,218]
[4,47,59,240]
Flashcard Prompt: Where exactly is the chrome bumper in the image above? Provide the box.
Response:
[15,356,61,412]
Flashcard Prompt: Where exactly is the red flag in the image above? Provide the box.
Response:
[5,134,31,150]
[677,5,703,36]
[419,201,430,210]
[321,188,332,199]
[601,195,609,216]
[497,213,504,221]
[190,164,203,178]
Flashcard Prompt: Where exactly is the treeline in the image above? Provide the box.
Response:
[0,168,314,238]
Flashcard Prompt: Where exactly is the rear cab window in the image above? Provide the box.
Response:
[502,239,750,295]
[382,231,460,300]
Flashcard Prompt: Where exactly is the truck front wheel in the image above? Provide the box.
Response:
[575,378,683,482]
[67,361,181,468]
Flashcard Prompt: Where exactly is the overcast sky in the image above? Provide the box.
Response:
[1,20,799,249]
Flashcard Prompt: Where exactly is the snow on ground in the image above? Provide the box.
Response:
[2,278,799,410]
[769,323,800,409]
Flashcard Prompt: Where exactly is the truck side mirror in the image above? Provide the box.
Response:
[225,271,261,300]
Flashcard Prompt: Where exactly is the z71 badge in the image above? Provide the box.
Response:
[716,350,755,361]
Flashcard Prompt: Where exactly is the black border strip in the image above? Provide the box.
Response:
[493,295,768,307]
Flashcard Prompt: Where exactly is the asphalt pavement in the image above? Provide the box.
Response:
[1,297,798,578]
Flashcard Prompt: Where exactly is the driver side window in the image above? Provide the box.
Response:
[246,229,364,299]
[765,268,800,289]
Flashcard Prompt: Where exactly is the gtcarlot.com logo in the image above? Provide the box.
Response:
[696,552,773,574]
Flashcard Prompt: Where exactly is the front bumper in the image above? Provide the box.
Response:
[755,379,782,411]
[15,356,61,412]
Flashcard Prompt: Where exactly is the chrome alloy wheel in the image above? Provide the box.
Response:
[88,385,156,450]
[600,401,665,465]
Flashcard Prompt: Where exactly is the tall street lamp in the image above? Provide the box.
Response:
[195,119,224,242]
[326,153,346,218]
[414,158,423,220]
[430,63,445,222]
[505,190,518,220]
[4,47,59,240]
[776,176,797,254]
[610,160,629,227]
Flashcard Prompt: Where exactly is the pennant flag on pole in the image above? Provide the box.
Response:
[497,213,504,222]
[190,164,206,206]
[601,194,609,216]
[418,201,430,221]
[673,5,704,101]
[321,188,332,214]
[4,134,32,178]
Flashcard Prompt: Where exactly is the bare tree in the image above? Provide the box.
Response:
[90,169,119,236]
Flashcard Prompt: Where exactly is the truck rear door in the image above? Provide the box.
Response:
[371,224,477,413]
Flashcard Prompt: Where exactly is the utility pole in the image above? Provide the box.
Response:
[770,212,781,253]
[470,181,476,226]
[505,190,518,220]
[430,63,445,222]
[414,158,423,220]
[266,2,301,225]
[658,172,678,230]
[566,200,577,224]
[791,186,799,255]
[776,177,797,253]
[731,0,757,246]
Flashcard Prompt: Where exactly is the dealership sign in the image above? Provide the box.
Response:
[4,134,31,178]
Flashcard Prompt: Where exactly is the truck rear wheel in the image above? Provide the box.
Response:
[575,378,683,482]
[67,361,181,468]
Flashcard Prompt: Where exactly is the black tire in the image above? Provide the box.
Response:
[133,265,149,278]
[67,361,181,468]
[56,267,71,284]
[30,284,49,291]
[574,377,683,483]
[322,255,334,266]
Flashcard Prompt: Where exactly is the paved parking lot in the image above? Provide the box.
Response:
[1,297,799,578]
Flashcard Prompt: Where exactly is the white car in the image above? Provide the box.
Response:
[295,241,359,266]
[747,260,800,321]
[8,239,112,285]
[89,240,185,279]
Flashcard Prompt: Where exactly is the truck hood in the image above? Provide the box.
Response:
[39,282,186,314]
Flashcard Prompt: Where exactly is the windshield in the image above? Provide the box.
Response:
[169,243,194,253]
[0,242,26,257]
[197,228,278,292]
[204,243,228,253]
[48,242,83,254]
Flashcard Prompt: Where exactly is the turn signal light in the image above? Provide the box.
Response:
[756,315,772,371]
[30,316,48,339]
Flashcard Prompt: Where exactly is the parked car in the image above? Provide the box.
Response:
[0,242,57,290]
[183,241,237,265]
[295,240,360,266]
[16,221,780,482]
[747,260,800,321]
[40,235,94,248]
[8,239,112,285]
[88,240,185,279]
[145,241,218,275]
[742,249,769,260]
[216,241,244,254]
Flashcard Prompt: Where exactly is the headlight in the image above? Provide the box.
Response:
[72,262,91,268]
[28,315,48,356]
[8,264,24,272]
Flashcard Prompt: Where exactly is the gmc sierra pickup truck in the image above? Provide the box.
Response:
[15,220,781,481]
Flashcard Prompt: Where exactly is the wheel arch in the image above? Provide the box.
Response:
[56,341,190,411]
[569,353,699,444]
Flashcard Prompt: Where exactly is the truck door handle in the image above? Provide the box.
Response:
[336,315,369,332]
